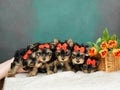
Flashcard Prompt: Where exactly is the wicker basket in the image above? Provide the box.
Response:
[98,58,106,71]
[98,53,120,72]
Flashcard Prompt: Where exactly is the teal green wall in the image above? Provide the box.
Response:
[0,0,102,61]
[32,0,101,43]
[1,0,120,61]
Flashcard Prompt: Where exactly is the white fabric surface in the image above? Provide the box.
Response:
[3,71,120,90]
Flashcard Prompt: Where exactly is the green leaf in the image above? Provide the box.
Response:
[102,27,109,41]
[96,38,102,44]
[93,43,100,51]
[87,42,94,47]
[117,44,120,48]
[111,34,117,40]
[117,40,120,48]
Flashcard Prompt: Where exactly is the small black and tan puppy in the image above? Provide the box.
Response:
[82,55,100,73]
[7,43,39,77]
[71,43,89,72]
[30,41,57,76]
[54,39,73,72]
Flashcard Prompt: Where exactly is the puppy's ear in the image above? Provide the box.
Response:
[28,43,39,50]
[27,44,34,49]
[53,38,59,45]
[67,38,73,47]
[31,52,36,58]
[50,43,56,50]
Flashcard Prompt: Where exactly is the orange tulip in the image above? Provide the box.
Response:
[99,49,108,58]
[88,47,97,56]
[100,41,108,50]
[108,40,117,48]
[112,49,120,57]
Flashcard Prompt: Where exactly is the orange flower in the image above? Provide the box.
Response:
[108,40,117,48]
[100,41,108,49]
[88,47,97,56]
[112,49,120,57]
[99,49,108,58]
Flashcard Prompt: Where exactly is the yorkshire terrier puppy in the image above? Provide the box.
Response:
[71,43,89,72]
[54,39,73,72]
[82,54,100,73]
[30,41,57,76]
[7,43,39,77]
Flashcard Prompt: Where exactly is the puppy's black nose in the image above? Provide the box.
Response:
[77,61,80,63]
[43,58,46,61]
[62,57,64,60]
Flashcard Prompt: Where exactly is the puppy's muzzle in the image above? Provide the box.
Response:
[62,57,65,60]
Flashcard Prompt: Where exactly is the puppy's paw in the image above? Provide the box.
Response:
[7,71,15,77]
[54,69,57,73]
[90,69,97,73]
[47,71,54,75]
[53,68,57,73]
[27,71,37,77]
[72,69,77,73]
[63,67,71,71]
[82,70,88,73]
[66,67,71,71]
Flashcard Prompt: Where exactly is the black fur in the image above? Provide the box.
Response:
[82,56,100,73]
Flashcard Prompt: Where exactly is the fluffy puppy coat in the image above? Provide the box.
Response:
[7,43,39,77]
[71,43,89,72]
[29,41,57,76]
[82,54,100,73]
[54,39,73,72]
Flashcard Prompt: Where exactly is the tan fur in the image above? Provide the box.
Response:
[82,70,88,73]
[54,59,72,72]
[72,58,84,64]
[27,62,42,77]
[53,38,59,45]
[7,62,21,77]
[57,56,70,62]
[28,46,54,76]
[35,49,52,63]
[72,52,85,64]
[54,39,73,72]
[46,64,54,74]
[67,38,73,47]
[27,67,38,77]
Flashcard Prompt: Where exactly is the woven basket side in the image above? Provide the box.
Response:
[114,57,120,70]
[105,53,116,72]
[98,58,106,71]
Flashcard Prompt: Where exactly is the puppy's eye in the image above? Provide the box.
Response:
[65,51,70,55]
[36,52,41,56]
[80,54,85,58]
[72,54,76,57]
[83,65,87,69]
[46,52,52,56]
[56,52,60,56]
